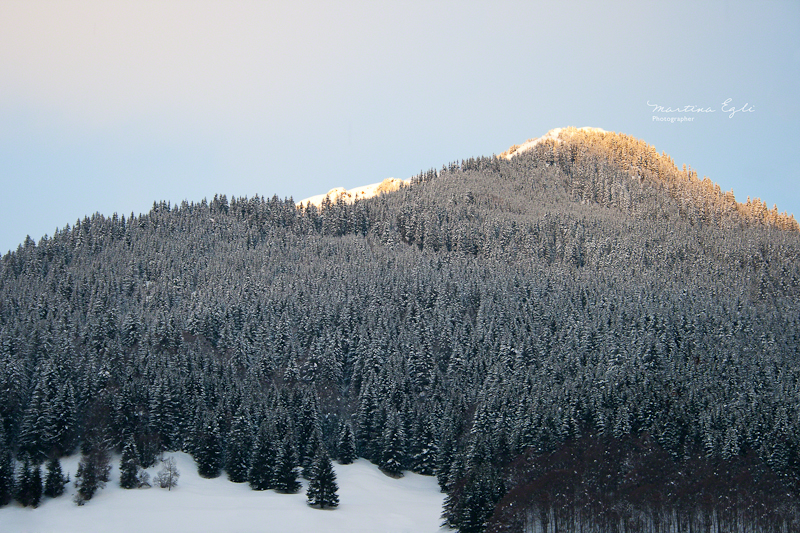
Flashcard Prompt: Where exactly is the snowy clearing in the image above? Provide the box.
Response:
[2,453,449,533]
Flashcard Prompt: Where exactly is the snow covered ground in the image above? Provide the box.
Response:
[2,453,449,533]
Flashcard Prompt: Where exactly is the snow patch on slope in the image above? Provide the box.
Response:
[298,177,411,208]
[1,453,448,533]
[501,126,607,159]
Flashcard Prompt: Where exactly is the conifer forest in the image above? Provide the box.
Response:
[1,129,799,532]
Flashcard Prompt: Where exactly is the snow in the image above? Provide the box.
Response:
[502,126,607,159]
[2,453,449,533]
[298,178,411,208]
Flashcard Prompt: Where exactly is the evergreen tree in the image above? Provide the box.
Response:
[74,449,111,504]
[225,407,252,483]
[48,381,79,457]
[355,383,379,461]
[43,456,67,498]
[248,420,275,490]
[0,428,13,506]
[15,456,32,507]
[296,391,321,471]
[119,439,140,489]
[149,377,175,451]
[336,422,357,465]
[443,464,502,533]
[15,457,28,506]
[306,449,339,509]
[273,436,301,493]
[16,456,43,508]
[18,363,79,461]
[379,412,405,477]
[412,421,438,476]
[29,463,42,507]
[436,424,456,492]
[301,426,323,477]
[193,413,222,479]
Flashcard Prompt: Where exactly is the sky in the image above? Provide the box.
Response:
[1,0,798,253]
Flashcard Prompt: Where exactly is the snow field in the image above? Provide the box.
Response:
[2,453,449,533]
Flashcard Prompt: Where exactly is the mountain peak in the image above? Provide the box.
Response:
[499,126,798,231]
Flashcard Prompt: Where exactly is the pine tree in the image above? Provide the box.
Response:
[0,428,13,506]
[296,391,322,471]
[436,424,456,492]
[17,362,79,461]
[15,456,32,506]
[119,439,140,489]
[301,427,323,477]
[149,377,174,451]
[379,412,405,477]
[48,381,78,457]
[248,420,275,490]
[355,385,379,461]
[74,449,111,504]
[336,422,357,465]
[17,374,48,460]
[29,463,42,507]
[273,436,301,493]
[443,464,501,533]
[412,421,438,475]
[43,456,67,498]
[225,408,252,483]
[193,413,222,479]
[306,449,339,509]
[16,456,43,507]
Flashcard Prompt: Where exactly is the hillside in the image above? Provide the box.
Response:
[1,129,799,532]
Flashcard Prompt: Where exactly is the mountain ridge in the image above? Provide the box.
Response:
[297,127,797,233]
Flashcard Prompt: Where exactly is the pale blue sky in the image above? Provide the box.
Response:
[1,1,798,253]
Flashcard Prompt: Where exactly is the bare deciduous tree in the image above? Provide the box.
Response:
[154,456,179,491]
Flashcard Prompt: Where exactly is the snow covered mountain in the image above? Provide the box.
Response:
[2,126,799,533]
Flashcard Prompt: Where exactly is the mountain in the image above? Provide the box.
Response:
[1,129,799,532]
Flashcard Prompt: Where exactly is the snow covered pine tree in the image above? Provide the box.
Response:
[306,449,339,509]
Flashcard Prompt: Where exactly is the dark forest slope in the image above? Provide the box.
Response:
[1,130,799,531]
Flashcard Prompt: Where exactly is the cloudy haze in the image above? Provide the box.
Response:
[1,1,798,252]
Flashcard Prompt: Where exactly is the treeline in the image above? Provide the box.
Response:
[1,130,799,531]
[486,434,796,533]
